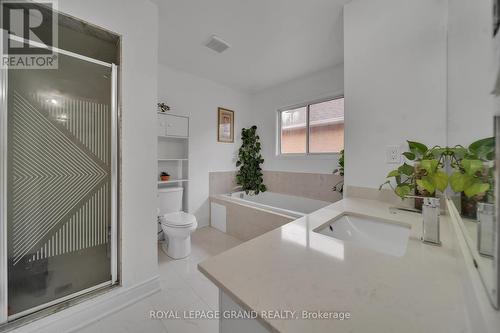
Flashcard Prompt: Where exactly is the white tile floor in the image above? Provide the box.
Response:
[78,227,242,333]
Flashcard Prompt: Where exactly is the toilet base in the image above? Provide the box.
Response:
[162,235,192,259]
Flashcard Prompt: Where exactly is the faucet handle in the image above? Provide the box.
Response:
[404,195,441,209]
[423,197,440,209]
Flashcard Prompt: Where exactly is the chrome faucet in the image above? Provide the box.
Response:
[392,196,441,246]
[406,196,441,246]
[477,203,494,257]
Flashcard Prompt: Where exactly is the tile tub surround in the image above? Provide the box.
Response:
[209,171,237,196]
[199,198,474,333]
[210,196,294,241]
[263,171,342,202]
[209,171,343,202]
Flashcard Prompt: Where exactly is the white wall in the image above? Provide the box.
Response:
[158,65,252,227]
[250,64,344,174]
[344,0,448,189]
[447,0,495,146]
[59,0,159,288]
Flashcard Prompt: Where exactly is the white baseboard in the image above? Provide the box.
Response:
[10,275,161,333]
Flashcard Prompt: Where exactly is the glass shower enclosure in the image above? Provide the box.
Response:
[0,42,118,322]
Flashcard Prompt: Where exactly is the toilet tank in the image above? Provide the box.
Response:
[158,187,184,215]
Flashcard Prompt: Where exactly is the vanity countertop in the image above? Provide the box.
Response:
[198,198,472,333]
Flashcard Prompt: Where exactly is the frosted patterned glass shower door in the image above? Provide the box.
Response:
[4,52,117,317]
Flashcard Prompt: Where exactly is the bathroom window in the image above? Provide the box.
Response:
[279,106,307,154]
[278,97,344,155]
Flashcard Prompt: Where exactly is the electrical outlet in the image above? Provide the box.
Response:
[386,145,401,164]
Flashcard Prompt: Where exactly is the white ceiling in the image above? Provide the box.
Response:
[155,0,347,93]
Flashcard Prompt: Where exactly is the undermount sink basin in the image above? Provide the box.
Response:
[315,214,411,257]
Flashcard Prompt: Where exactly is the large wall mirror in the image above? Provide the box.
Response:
[447,0,499,309]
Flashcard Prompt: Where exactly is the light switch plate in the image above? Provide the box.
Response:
[386,145,401,164]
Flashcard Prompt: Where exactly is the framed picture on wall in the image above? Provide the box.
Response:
[217,107,234,143]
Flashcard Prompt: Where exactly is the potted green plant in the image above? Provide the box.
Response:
[236,126,267,195]
[380,141,448,208]
[160,172,170,182]
[449,137,494,219]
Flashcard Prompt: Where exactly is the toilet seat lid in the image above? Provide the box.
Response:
[162,212,196,227]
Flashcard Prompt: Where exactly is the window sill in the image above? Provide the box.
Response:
[275,153,340,160]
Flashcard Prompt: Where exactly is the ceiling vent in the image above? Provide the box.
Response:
[205,35,230,53]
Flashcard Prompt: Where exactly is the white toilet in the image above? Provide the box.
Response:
[158,187,197,259]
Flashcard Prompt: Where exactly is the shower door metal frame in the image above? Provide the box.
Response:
[0,57,8,325]
[0,34,119,323]
[110,63,118,285]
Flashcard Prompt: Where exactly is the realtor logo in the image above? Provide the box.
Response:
[1,0,58,68]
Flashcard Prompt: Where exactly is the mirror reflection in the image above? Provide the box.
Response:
[447,0,498,308]
[379,0,499,308]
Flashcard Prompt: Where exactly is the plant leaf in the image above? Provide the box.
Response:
[417,178,436,194]
[469,137,494,155]
[407,141,428,156]
[402,152,416,161]
[420,160,438,175]
[395,185,411,198]
[476,146,495,161]
[486,151,495,161]
[387,170,400,178]
[449,172,473,193]
[398,163,414,176]
[461,159,484,176]
[464,182,490,198]
[433,170,448,192]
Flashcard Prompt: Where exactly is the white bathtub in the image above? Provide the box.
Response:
[211,191,333,241]
[223,191,332,218]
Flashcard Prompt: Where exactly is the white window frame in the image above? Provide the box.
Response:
[277,95,344,156]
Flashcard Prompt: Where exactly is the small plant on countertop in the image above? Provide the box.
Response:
[380,138,495,217]
[449,137,494,199]
[236,126,267,195]
[333,149,344,194]
[449,137,495,218]
[380,141,448,199]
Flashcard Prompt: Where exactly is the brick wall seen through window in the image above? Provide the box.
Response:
[279,97,344,154]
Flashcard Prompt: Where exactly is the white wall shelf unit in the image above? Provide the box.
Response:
[157,113,189,212]
[157,112,189,137]
[157,179,189,185]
